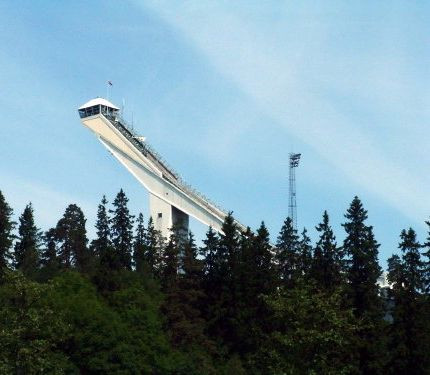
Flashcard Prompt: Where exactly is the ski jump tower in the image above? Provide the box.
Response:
[78,98,245,239]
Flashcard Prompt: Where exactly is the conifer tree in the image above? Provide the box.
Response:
[0,191,15,275]
[200,226,219,327]
[422,219,430,292]
[133,213,145,274]
[175,232,207,347]
[110,189,134,270]
[254,222,275,296]
[240,223,275,357]
[206,213,241,349]
[13,203,41,278]
[40,228,60,280]
[312,211,342,290]
[387,228,428,374]
[161,227,180,289]
[275,217,300,285]
[144,217,161,275]
[298,228,312,277]
[56,204,88,271]
[91,196,113,267]
[342,196,385,374]
[200,226,218,282]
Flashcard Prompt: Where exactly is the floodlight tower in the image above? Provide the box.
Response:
[288,153,301,230]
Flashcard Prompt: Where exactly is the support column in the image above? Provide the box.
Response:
[149,193,189,240]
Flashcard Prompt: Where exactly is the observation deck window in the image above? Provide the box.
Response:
[79,104,118,119]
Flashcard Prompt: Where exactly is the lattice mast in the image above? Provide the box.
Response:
[288,153,301,230]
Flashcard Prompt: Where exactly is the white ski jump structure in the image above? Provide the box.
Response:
[78,97,246,239]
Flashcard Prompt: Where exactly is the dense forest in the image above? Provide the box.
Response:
[1,188,430,374]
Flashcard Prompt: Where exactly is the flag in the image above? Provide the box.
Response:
[108,80,113,86]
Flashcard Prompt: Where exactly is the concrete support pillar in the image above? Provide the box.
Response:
[149,193,189,240]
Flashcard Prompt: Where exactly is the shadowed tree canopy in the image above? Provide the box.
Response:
[55,204,89,271]
[110,189,134,270]
[13,203,41,278]
[0,191,15,276]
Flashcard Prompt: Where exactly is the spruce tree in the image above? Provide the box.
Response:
[56,204,88,271]
[133,213,145,274]
[200,226,219,278]
[13,203,41,278]
[0,191,15,275]
[144,217,161,276]
[206,213,241,350]
[91,195,113,268]
[342,196,385,374]
[110,189,134,270]
[312,211,342,290]
[240,223,275,358]
[161,227,180,290]
[298,228,312,277]
[40,228,60,280]
[422,219,430,293]
[254,222,275,296]
[387,228,428,374]
[175,232,207,347]
[275,217,300,285]
[200,226,219,328]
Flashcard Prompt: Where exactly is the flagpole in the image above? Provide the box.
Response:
[106,81,112,100]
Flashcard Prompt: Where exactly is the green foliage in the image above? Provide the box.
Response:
[0,191,15,275]
[55,204,89,271]
[275,216,300,285]
[263,282,358,375]
[343,196,386,374]
[298,227,312,277]
[133,212,145,274]
[13,203,41,279]
[386,228,429,374]
[0,270,74,374]
[4,188,430,374]
[49,271,174,373]
[311,211,343,290]
[91,195,114,269]
[110,189,134,270]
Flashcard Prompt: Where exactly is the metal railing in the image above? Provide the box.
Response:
[104,112,234,222]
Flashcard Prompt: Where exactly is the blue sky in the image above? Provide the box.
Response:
[0,1,429,267]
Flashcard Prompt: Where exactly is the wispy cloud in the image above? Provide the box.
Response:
[137,1,430,224]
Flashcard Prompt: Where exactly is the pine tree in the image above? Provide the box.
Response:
[110,189,134,270]
[0,191,15,276]
[387,228,428,374]
[56,204,88,271]
[13,203,41,278]
[311,211,343,290]
[275,217,300,285]
[133,213,145,274]
[342,196,385,374]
